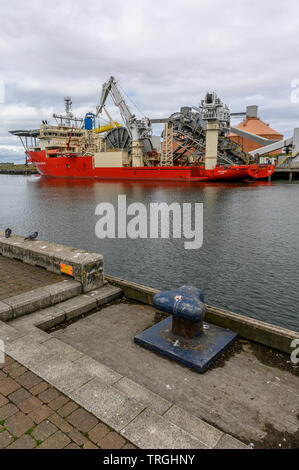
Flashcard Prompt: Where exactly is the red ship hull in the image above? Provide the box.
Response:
[27,150,275,181]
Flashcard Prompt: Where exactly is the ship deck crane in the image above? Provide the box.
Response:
[96,76,152,166]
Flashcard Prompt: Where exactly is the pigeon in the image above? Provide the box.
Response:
[5,228,12,238]
[24,231,38,241]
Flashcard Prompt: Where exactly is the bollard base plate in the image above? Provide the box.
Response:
[134,318,238,373]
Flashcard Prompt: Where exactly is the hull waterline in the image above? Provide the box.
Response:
[27,151,275,182]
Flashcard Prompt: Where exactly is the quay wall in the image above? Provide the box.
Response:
[105,274,298,354]
[0,232,104,292]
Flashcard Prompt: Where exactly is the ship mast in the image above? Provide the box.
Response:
[53,97,83,128]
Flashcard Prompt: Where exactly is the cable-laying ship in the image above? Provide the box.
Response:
[10,77,275,181]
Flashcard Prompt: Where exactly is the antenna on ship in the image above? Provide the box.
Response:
[64,97,73,126]
[53,96,83,128]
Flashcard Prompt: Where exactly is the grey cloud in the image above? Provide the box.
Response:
[0,0,299,161]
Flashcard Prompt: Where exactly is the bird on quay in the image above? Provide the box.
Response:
[24,231,38,241]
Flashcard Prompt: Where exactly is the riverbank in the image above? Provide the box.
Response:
[0,164,37,175]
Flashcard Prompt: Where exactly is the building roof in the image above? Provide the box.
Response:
[229,117,283,139]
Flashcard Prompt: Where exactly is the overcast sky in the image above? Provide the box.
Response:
[0,0,299,161]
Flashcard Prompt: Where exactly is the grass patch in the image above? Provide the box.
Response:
[25,427,34,435]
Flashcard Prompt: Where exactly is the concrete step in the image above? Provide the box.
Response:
[8,284,123,331]
[0,280,82,322]
[56,284,123,322]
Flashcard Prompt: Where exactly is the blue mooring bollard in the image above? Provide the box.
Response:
[134,285,238,373]
[153,286,206,338]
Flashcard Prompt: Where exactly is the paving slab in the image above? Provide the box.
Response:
[57,400,78,418]
[7,434,36,449]
[0,402,18,419]
[30,356,93,394]
[48,395,69,411]
[0,430,14,448]
[0,394,8,407]
[18,396,43,414]
[37,430,71,449]
[16,371,43,389]
[5,334,56,368]
[68,428,89,446]
[88,422,110,444]
[38,388,61,404]
[69,377,145,432]
[32,421,58,441]
[114,377,171,415]
[83,441,98,449]
[8,387,31,405]
[121,408,208,449]
[164,405,224,448]
[99,431,126,449]
[5,411,35,437]
[49,413,73,433]
[67,408,98,433]
[29,404,54,424]
[66,442,81,449]
[30,381,49,396]
[7,325,51,343]
[7,365,27,379]
[73,355,122,386]
[43,337,84,362]
[0,377,21,396]
[0,320,25,343]
[215,433,250,449]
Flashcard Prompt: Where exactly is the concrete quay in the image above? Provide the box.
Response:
[272,167,299,182]
[0,231,104,293]
[0,234,298,449]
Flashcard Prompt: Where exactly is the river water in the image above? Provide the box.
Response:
[0,174,298,331]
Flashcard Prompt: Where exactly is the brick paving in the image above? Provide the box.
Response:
[0,354,137,449]
[0,256,66,300]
